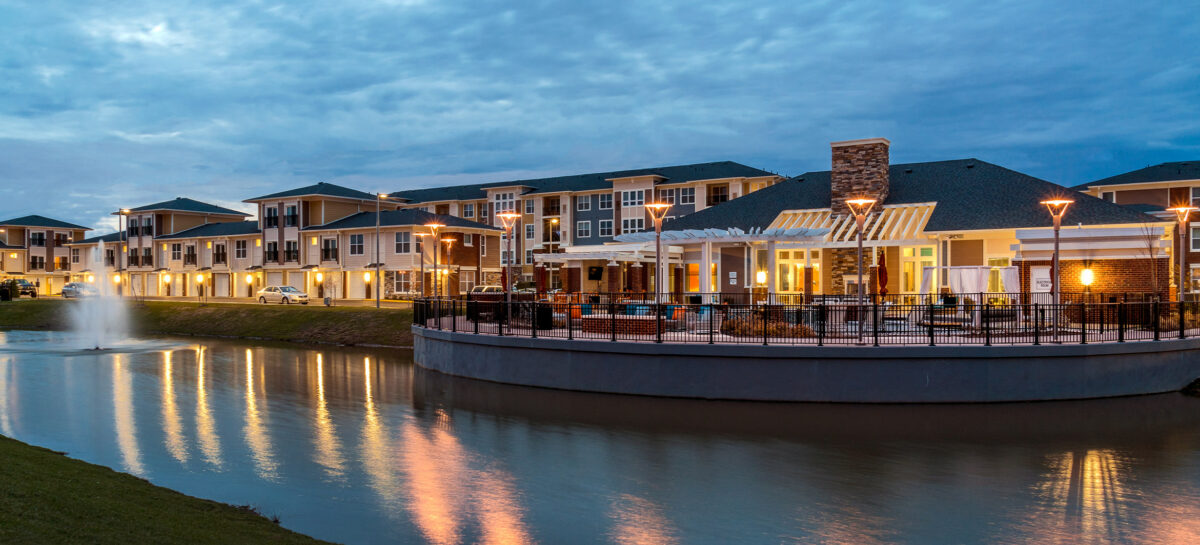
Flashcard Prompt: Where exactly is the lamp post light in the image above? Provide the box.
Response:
[118,208,131,297]
[845,198,877,342]
[548,217,559,292]
[1167,205,1198,303]
[196,273,205,304]
[415,232,428,297]
[1040,199,1073,342]
[441,237,456,297]
[497,212,522,324]
[644,203,671,304]
[374,193,392,308]
[424,222,445,298]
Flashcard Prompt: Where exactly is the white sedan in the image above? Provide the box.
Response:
[256,286,309,304]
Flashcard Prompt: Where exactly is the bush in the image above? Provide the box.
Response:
[720,316,816,338]
[1154,311,1200,331]
[0,280,17,300]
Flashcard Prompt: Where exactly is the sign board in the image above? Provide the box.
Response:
[1031,266,1052,292]
[729,271,737,285]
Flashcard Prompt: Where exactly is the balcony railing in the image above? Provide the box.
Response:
[321,249,338,262]
[29,261,45,270]
[128,256,140,267]
[284,250,299,262]
[264,217,279,228]
[141,226,154,236]
[213,252,228,265]
[542,206,561,216]
[183,255,198,266]
[264,250,279,262]
[284,215,299,227]
[141,255,153,267]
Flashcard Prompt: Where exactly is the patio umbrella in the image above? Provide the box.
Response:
[877,249,889,297]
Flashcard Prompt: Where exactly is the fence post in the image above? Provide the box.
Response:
[1118,302,1125,343]
[872,301,880,347]
[1033,303,1041,346]
[762,304,769,346]
[657,302,663,344]
[531,301,538,339]
[984,303,991,346]
[1180,301,1186,340]
[1153,301,1160,341]
[709,303,715,344]
[568,303,574,341]
[1079,302,1086,345]
[452,300,458,333]
[817,304,825,346]
[498,300,505,337]
[474,300,479,335]
[927,301,935,346]
[610,301,617,342]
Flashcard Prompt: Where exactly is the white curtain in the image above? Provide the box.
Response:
[1000,266,1020,296]
[919,266,935,299]
[947,268,966,296]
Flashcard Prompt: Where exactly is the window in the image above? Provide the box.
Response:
[142,247,152,267]
[480,204,489,222]
[184,245,197,265]
[235,240,248,259]
[525,249,534,264]
[577,196,591,212]
[30,256,45,270]
[349,234,364,255]
[576,221,591,238]
[284,205,298,227]
[284,240,298,262]
[71,248,80,263]
[1192,226,1200,252]
[395,231,411,254]
[462,203,475,218]
[459,270,476,293]
[987,257,1011,292]
[322,238,338,261]
[660,188,675,204]
[1103,191,1116,203]
[463,233,474,246]
[524,199,534,214]
[265,241,279,261]
[621,190,644,207]
[599,219,613,237]
[501,249,514,265]
[29,233,45,247]
[706,185,729,206]
[264,207,279,228]
[171,243,182,261]
[480,237,486,256]
[621,218,644,234]
[1192,188,1200,207]
[599,194,613,210]
[213,244,227,264]
[525,224,535,239]
[679,187,695,205]
[493,192,515,213]
[396,271,415,294]
[142,218,153,236]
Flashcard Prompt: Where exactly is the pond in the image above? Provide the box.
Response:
[1,330,1199,544]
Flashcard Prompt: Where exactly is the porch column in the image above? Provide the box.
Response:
[566,266,581,293]
[535,263,546,292]
[672,265,684,300]
[803,267,814,301]
[701,241,713,296]
[630,262,644,293]
[766,240,777,296]
[607,261,620,293]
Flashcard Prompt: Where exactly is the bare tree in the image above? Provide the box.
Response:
[1138,223,1165,297]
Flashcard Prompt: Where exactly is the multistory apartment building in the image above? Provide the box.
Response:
[0,215,91,295]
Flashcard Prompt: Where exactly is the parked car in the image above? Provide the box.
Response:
[469,285,504,295]
[14,279,37,298]
[62,282,99,298]
[256,285,309,304]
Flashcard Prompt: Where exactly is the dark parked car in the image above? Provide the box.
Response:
[14,279,37,298]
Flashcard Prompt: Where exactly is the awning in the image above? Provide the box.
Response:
[300,264,319,270]
[614,226,830,244]
[246,265,263,270]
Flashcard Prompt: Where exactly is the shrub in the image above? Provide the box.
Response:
[720,316,815,338]
[1154,311,1200,331]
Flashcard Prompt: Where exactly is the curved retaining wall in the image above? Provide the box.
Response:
[413,327,1200,403]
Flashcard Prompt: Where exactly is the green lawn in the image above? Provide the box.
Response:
[0,299,414,347]
[0,435,335,545]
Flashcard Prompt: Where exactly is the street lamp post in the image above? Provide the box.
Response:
[497,212,521,324]
[846,198,877,342]
[548,217,559,292]
[441,237,456,296]
[424,222,445,298]
[1167,205,1198,303]
[374,193,391,308]
[415,232,428,298]
[1041,199,1073,342]
[644,203,671,304]
[118,208,131,297]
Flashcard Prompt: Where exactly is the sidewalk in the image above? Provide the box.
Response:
[106,295,413,309]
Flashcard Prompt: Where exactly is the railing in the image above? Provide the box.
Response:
[284,215,299,227]
[127,255,140,266]
[183,255,198,266]
[142,226,154,236]
[321,249,338,261]
[29,260,45,270]
[284,250,299,262]
[413,298,1199,347]
[141,255,153,267]
[436,291,1164,306]
[264,250,279,262]
[264,217,279,228]
[213,253,228,265]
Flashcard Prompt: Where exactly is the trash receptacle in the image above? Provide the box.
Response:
[535,304,554,330]
[323,296,332,307]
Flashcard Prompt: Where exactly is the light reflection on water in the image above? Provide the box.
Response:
[1,329,1200,544]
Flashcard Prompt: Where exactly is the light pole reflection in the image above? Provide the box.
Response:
[112,354,145,476]
[243,348,278,480]
[160,350,189,464]
[311,353,345,479]
[194,346,223,469]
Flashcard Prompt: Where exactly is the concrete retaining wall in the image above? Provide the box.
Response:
[412,327,1200,403]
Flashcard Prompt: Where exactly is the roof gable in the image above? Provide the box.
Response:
[245,182,377,202]
[1075,161,1200,190]
[129,197,249,216]
[304,209,499,231]
[0,214,90,230]
[156,220,261,240]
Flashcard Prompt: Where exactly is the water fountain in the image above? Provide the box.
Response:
[69,240,131,350]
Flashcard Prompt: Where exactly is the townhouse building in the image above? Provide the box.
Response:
[0,215,91,295]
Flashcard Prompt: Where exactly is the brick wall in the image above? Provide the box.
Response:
[830,138,890,215]
[1017,258,1169,299]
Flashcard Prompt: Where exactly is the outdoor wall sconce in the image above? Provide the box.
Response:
[163,274,172,283]
[1080,268,1095,287]
[87,275,95,283]
[245,274,254,284]
[363,272,372,283]
[315,272,324,283]
[756,270,767,285]
[112,274,121,284]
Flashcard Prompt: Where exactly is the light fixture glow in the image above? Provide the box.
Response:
[756,270,767,285]
[256,239,262,247]
[206,241,212,249]
[87,274,95,283]
[163,274,172,283]
[315,272,324,283]
[245,274,254,284]
[311,236,318,245]
[1080,268,1095,287]
[8,253,16,259]
[196,274,205,283]
[363,272,372,283]
[112,274,121,284]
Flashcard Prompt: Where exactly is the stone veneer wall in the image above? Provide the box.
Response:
[830,138,890,215]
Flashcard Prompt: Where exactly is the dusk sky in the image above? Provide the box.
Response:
[2,0,1197,231]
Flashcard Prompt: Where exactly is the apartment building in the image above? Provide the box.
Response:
[389,161,783,288]
[0,215,91,295]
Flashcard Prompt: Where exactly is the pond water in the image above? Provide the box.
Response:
[1,330,1200,544]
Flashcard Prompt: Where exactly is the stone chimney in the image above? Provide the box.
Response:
[830,138,890,215]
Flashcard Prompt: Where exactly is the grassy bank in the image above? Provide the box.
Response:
[0,435,334,544]
[0,299,413,347]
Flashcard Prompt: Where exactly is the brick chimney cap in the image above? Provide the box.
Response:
[831,137,891,148]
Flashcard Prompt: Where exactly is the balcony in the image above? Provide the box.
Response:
[141,226,154,236]
[29,261,45,270]
[264,250,279,262]
[284,250,299,262]
[141,256,153,268]
[284,215,299,227]
[128,256,140,267]
[183,255,198,266]
[542,207,562,217]
[264,217,279,229]
[321,249,338,262]
[213,252,228,265]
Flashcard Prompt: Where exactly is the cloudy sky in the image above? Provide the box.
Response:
[2,0,1197,230]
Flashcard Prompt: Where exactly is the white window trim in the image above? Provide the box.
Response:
[524,199,534,214]
[599,194,613,210]
[599,219,614,237]
[577,197,591,211]
[525,224,535,239]
[576,220,591,238]
[463,203,475,218]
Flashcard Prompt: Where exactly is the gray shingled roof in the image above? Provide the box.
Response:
[245,182,377,202]
[156,221,261,240]
[389,161,777,203]
[1074,160,1200,190]
[0,214,91,230]
[303,209,499,231]
[129,197,249,216]
[665,159,1160,233]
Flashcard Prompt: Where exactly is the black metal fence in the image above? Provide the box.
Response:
[413,298,1199,346]
[432,290,1164,306]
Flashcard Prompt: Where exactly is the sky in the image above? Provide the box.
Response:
[1,0,1198,231]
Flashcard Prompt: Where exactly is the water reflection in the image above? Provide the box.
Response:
[194,346,223,469]
[2,331,1200,545]
[112,354,145,476]
[160,350,189,465]
[243,348,278,480]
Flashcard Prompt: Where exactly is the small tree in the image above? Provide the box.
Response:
[1138,223,1166,297]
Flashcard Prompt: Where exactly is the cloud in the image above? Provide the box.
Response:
[0,0,1197,230]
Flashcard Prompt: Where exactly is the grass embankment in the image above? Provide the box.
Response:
[0,299,413,347]
[0,435,335,545]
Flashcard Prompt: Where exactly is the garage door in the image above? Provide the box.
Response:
[214,274,229,298]
[266,272,283,287]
